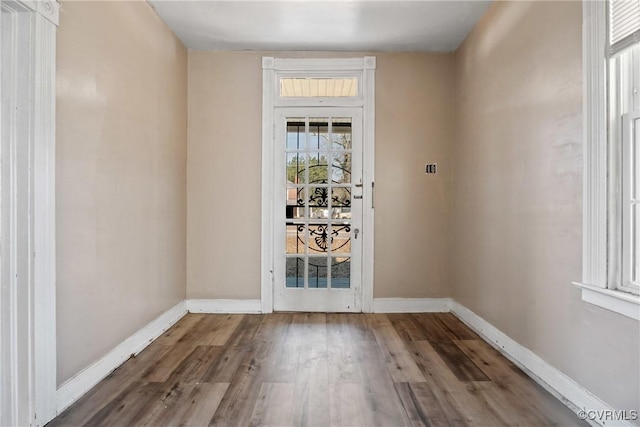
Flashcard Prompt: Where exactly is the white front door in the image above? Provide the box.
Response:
[273,107,363,312]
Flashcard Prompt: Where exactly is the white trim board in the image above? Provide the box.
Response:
[574,282,640,321]
[450,301,633,427]
[56,301,188,414]
[187,299,262,314]
[372,298,451,313]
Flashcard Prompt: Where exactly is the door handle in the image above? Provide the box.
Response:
[354,195,363,199]
[354,228,360,239]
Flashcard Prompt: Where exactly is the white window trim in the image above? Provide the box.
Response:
[261,56,376,313]
[575,0,640,321]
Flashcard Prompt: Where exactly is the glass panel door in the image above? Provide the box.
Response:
[275,108,363,312]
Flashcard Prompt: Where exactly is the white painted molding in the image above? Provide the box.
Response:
[582,0,608,289]
[187,299,262,314]
[361,56,376,313]
[32,7,58,424]
[450,301,634,427]
[261,57,275,314]
[56,301,188,413]
[0,1,58,425]
[372,298,451,313]
[273,57,366,72]
[574,282,640,321]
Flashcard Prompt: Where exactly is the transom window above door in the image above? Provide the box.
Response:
[280,77,359,98]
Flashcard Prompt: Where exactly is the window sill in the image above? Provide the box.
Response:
[573,282,640,320]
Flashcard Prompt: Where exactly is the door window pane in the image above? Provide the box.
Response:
[332,118,352,150]
[309,119,329,150]
[331,224,351,254]
[331,257,351,289]
[331,154,351,184]
[286,119,307,150]
[286,154,307,184]
[308,223,330,253]
[286,224,306,255]
[286,187,305,219]
[308,257,328,288]
[286,257,305,288]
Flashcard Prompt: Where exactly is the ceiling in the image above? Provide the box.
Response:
[148,1,493,52]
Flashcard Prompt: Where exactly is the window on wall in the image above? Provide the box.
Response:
[576,0,640,320]
[610,0,640,295]
[280,77,359,97]
[614,47,640,295]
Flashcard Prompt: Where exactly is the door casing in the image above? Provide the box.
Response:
[261,57,376,313]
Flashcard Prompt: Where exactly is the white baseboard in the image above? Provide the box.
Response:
[372,297,452,313]
[450,301,633,427]
[187,298,262,314]
[56,301,188,414]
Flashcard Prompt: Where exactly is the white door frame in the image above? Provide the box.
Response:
[261,56,376,313]
[0,0,58,425]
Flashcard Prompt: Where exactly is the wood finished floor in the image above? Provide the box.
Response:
[49,313,584,427]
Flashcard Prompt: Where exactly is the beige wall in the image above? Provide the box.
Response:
[453,0,640,413]
[187,51,454,299]
[56,0,188,384]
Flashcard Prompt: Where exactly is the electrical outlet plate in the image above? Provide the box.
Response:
[425,163,437,174]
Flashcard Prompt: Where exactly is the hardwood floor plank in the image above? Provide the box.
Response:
[329,382,375,427]
[402,339,461,393]
[140,341,199,383]
[292,341,331,426]
[464,381,554,427]
[410,340,505,426]
[354,338,412,427]
[455,339,585,426]
[224,314,263,347]
[429,340,491,382]
[327,313,363,384]
[394,382,467,427]
[137,381,197,426]
[176,383,229,427]
[200,343,254,384]
[208,340,270,426]
[82,381,164,427]
[433,313,479,340]
[199,314,244,346]
[412,313,459,343]
[164,345,223,385]
[262,314,303,384]
[251,383,296,427]
[154,314,206,346]
[387,313,429,342]
[367,314,427,383]
[47,343,171,426]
